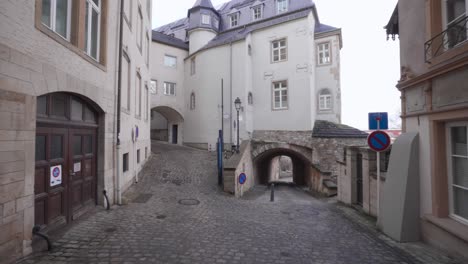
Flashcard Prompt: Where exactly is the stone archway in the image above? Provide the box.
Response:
[151,106,184,145]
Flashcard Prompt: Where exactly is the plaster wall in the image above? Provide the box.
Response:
[189,29,217,54]
[314,34,341,123]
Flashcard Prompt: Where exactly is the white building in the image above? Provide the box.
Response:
[150,0,342,149]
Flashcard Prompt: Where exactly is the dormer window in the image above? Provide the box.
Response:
[277,0,288,13]
[214,18,220,29]
[202,14,211,25]
[252,5,263,20]
[230,13,239,28]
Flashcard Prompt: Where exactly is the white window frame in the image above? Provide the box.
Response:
[135,72,142,118]
[144,84,149,121]
[277,0,288,14]
[164,82,176,96]
[85,0,101,61]
[271,38,287,63]
[190,57,196,75]
[164,55,177,68]
[319,90,332,110]
[441,0,468,48]
[230,13,239,28]
[272,80,288,110]
[136,5,143,52]
[446,122,468,225]
[145,32,150,66]
[42,0,72,40]
[123,0,132,27]
[121,51,131,111]
[150,80,157,94]
[202,14,211,25]
[317,42,331,65]
[252,5,263,20]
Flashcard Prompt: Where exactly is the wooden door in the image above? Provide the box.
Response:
[356,153,363,206]
[69,128,97,221]
[172,125,178,144]
[34,127,68,228]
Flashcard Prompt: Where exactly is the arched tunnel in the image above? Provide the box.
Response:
[254,148,313,187]
[151,106,184,144]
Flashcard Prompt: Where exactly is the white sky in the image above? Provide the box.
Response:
[151,0,401,130]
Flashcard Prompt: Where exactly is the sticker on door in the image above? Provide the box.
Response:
[50,165,62,187]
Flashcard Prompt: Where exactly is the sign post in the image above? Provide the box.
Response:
[368,113,390,219]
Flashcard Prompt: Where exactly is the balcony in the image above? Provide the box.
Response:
[425,15,468,63]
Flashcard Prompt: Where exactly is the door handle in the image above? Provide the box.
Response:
[70,170,76,177]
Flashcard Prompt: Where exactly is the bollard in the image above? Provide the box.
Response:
[270,183,275,202]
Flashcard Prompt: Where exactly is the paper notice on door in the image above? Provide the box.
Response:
[74,162,81,173]
[50,165,62,187]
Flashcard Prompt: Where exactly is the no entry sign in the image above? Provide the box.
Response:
[239,173,247,185]
[367,131,391,152]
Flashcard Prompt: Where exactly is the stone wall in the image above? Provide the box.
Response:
[252,130,313,148]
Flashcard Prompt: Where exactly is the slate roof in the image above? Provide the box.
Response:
[315,23,339,34]
[151,31,189,50]
[192,0,215,9]
[312,120,369,138]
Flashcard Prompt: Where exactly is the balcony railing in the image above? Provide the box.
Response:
[425,15,468,63]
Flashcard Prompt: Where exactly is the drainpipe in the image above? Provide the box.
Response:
[230,42,233,148]
[115,0,124,205]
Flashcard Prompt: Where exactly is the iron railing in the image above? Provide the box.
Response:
[425,15,468,63]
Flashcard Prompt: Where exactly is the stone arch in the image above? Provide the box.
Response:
[252,142,313,186]
[150,105,184,144]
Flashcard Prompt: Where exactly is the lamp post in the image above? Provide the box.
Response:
[234,97,242,153]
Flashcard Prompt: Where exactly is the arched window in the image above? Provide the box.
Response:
[319,89,332,110]
[248,92,253,105]
[190,92,196,110]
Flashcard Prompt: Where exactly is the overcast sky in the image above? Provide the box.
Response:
[151,0,401,130]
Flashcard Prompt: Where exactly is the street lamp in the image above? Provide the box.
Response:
[234,97,242,153]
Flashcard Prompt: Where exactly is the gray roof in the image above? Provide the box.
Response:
[315,23,339,34]
[312,120,369,138]
[151,31,189,50]
[192,0,215,9]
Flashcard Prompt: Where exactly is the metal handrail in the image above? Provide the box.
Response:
[425,15,468,63]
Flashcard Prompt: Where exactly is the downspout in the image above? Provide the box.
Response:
[230,42,233,148]
[115,0,124,205]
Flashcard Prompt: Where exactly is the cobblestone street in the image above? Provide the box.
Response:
[18,142,466,264]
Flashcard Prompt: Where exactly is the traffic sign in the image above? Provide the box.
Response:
[367,130,391,152]
[368,112,388,130]
[239,173,247,185]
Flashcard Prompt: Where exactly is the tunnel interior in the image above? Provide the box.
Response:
[150,106,184,144]
[254,148,312,186]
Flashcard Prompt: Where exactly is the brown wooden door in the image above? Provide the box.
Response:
[68,128,97,221]
[34,127,68,228]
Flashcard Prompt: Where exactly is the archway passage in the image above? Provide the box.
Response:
[35,92,103,231]
[254,148,313,187]
[151,106,184,145]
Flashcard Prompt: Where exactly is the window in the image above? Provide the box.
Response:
[318,42,331,65]
[121,52,131,111]
[230,13,239,28]
[248,92,253,105]
[145,33,150,66]
[135,72,141,117]
[137,149,140,164]
[271,38,287,62]
[253,5,262,20]
[214,18,220,29]
[443,0,467,48]
[41,0,71,40]
[164,82,176,96]
[164,55,177,68]
[202,14,211,25]
[123,153,129,172]
[145,84,149,120]
[277,0,288,13]
[447,123,468,224]
[136,6,143,51]
[319,89,332,110]
[190,93,196,110]
[150,80,157,94]
[190,57,196,75]
[85,0,101,61]
[272,81,288,110]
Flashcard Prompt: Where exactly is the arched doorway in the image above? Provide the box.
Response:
[150,106,184,145]
[35,92,102,231]
[254,148,313,187]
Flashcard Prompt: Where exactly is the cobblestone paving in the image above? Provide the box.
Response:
[18,142,467,264]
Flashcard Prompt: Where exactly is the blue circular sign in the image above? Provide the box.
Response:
[367,130,391,152]
[239,173,247,185]
[53,167,60,178]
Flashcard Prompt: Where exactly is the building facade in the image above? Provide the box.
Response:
[0,0,151,262]
[385,0,468,258]
[150,0,342,149]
